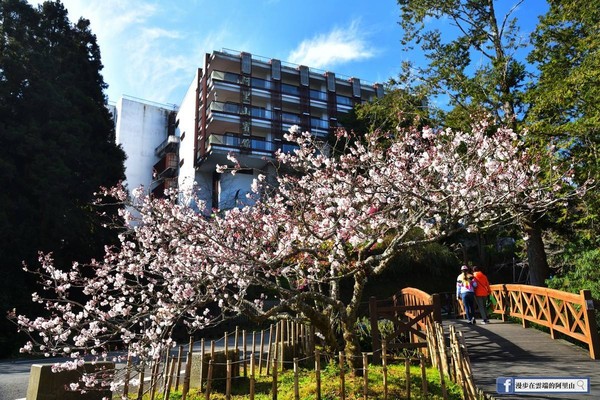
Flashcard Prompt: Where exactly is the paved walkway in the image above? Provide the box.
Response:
[444,319,600,399]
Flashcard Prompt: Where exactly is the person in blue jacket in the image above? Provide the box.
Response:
[456,265,477,324]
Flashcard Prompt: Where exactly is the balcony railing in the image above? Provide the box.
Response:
[207,133,277,154]
[210,101,330,131]
[210,69,335,102]
[155,135,180,157]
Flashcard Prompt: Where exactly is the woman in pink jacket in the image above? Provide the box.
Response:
[456,265,477,324]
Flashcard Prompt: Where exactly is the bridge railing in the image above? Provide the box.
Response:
[490,284,600,359]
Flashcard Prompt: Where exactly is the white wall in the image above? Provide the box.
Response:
[176,70,200,197]
[115,98,171,194]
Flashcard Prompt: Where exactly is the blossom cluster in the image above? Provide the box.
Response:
[11,121,579,382]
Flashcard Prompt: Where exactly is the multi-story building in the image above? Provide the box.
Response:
[113,96,178,196]
[115,49,383,213]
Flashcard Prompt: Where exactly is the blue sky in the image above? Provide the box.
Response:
[27,1,545,108]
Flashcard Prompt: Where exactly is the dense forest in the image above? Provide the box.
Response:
[0,0,125,356]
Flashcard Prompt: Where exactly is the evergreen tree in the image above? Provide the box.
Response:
[396,0,559,285]
[0,0,125,356]
[526,0,600,250]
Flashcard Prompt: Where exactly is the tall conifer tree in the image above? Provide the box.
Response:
[0,0,125,356]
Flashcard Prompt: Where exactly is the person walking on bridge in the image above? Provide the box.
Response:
[457,265,477,324]
[473,266,491,324]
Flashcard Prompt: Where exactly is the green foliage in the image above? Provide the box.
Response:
[396,0,530,129]
[547,249,600,297]
[525,0,600,252]
[0,0,125,356]
[355,317,397,351]
[142,361,463,399]
[547,248,600,330]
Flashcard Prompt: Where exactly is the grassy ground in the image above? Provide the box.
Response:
[142,361,463,399]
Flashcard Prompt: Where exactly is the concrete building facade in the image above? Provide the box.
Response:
[114,50,383,213]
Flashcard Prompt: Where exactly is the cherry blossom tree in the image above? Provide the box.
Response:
[11,120,582,376]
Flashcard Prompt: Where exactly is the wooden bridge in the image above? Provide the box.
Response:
[370,285,600,399]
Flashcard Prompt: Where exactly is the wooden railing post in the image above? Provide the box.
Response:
[431,293,442,323]
[581,289,600,359]
[369,296,381,364]
[500,284,508,322]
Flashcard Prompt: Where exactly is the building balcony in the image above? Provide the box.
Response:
[207,133,276,156]
[153,152,178,179]
[155,135,180,157]
[208,101,330,135]
[151,177,177,198]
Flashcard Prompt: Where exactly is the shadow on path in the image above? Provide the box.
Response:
[444,319,599,399]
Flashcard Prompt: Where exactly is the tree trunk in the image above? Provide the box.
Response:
[523,216,550,286]
[341,316,362,373]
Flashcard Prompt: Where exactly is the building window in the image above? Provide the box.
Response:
[180,131,186,141]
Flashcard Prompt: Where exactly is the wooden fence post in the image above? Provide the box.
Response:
[235,326,240,363]
[182,336,193,400]
[226,359,232,399]
[339,351,346,400]
[271,356,278,400]
[369,296,381,364]
[224,331,229,359]
[164,355,175,400]
[293,357,300,400]
[122,352,132,398]
[249,352,256,400]
[405,357,411,399]
[432,293,442,323]
[175,345,183,390]
[260,327,266,375]
[243,329,247,377]
[315,349,322,400]
[204,360,213,400]
[199,338,205,391]
[382,340,388,400]
[135,368,144,400]
[419,353,428,397]
[362,352,368,400]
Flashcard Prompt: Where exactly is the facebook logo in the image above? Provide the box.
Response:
[497,377,514,394]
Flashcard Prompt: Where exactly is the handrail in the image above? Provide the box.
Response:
[489,284,600,359]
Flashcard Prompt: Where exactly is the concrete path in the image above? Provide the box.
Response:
[445,319,600,399]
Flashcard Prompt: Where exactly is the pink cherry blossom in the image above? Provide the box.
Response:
[10,121,585,378]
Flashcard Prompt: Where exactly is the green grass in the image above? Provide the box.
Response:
[141,361,463,399]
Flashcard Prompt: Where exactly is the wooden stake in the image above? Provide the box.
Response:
[243,329,247,377]
[339,351,346,400]
[362,352,368,400]
[419,353,428,397]
[249,352,256,399]
[382,340,388,400]
[259,327,266,375]
[272,356,278,400]
[266,324,274,375]
[175,345,184,390]
[226,359,232,399]
[122,351,132,398]
[405,357,411,399]
[182,336,194,400]
[315,349,321,400]
[136,368,145,400]
[293,357,300,400]
[204,360,213,400]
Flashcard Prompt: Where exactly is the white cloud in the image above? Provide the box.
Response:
[288,20,375,69]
